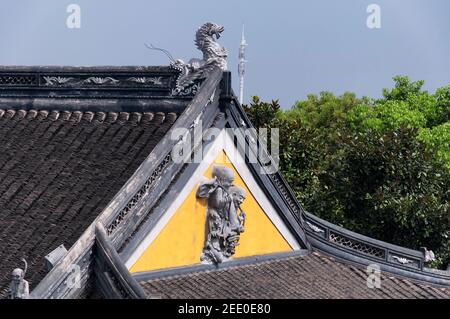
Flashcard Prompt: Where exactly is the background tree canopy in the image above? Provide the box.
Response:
[243,77,450,268]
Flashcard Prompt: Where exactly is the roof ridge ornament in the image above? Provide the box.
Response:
[171,22,228,96]
[420,247,436,263]
[9,258,29,299]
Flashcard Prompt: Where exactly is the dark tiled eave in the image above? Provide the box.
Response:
[139,252,450,299]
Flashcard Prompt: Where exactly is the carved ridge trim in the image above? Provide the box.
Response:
[306,221,325,234]
[391,255,415,265]
[270,173,301,220]
[171,82,200,96]
[0,75,38,86]
[329,231,386,260]
[306,213,428,271]
[127,77,163,85]
[116,112,224,253]
[42,75,166,87]
[389,253,420,268]
[106,153,172,235]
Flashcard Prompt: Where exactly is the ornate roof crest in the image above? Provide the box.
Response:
[171,22,228,96]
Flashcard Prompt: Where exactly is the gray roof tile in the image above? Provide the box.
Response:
[140,252,450,299]
[0,109,178,298]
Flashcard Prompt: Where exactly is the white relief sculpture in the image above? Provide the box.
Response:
[197,165,246,264]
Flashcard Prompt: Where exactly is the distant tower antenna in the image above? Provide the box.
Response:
[238,24,247,105]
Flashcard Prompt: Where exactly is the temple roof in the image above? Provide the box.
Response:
[0,108,178,297]
[139,252,450,299]
[0,60,448,299]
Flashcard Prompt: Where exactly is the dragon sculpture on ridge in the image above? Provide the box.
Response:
[171,22,228,95]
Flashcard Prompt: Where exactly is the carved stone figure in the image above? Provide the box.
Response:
[10,259,29,299]
[421,247,436,263]
[171,22,228,95]
[223,185,247,257]
[197,166,246,264]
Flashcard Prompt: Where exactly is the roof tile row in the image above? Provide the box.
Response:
[0,109,165,124]
[140,252,450,299]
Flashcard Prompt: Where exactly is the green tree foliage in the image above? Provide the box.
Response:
[418,123,450,170]
[242,96,281,129]
[244,77,450,268]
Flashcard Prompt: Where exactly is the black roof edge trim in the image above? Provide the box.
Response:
[95,223,147,299]
[133,250,309,283]
[221,86,309,249]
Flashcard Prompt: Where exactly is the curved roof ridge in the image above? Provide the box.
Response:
[305,212,423,257]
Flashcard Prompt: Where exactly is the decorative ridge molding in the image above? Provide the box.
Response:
[41,75,164,87]
[305,211,423,258]
[0,65,174,72]
[0,65,202,101]
[304,212,450,285]
[0,71,174,89]
[391,255,415,265]
[306,221,325,234]
[106,153,172,236]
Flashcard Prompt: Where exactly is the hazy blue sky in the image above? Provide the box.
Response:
[0,0,449,107]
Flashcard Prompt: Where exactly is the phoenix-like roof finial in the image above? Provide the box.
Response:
[171,22,228,95]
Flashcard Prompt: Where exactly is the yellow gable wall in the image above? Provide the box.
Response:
[130,150,293,273]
